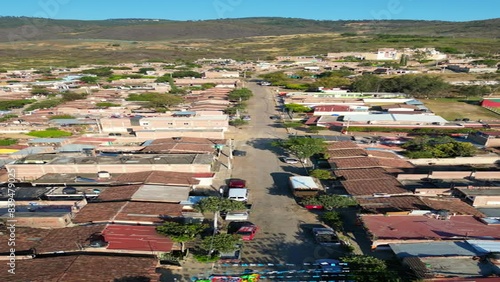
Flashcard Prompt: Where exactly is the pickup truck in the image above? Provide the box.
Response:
[312,227,341,247]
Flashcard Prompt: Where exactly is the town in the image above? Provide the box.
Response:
[1,26,500,282]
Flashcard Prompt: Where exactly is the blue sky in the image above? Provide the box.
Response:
[2,0,499,22]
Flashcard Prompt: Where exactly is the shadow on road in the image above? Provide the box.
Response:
[245,138,286,156]
[280,165,309,176]
[269,172,294,197]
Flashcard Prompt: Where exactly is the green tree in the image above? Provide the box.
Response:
[309,169,333,180]
[201,83,216,90]
[82,67,113,77]
[95,102,120,108]
[228,88,253,102]
[273,137,327,164]
[283,121,303,129]
[148,94,184,109]
[458,85,491,98]
[229,119,249,127]
[137,67,155,74]
[258,71,290,86]
[341,255,401,282]
[156,222,207,252]
[171,70,202,78]
[31,86,50,95]
[201,234,240,254]
[61,92,87,102]
[310,76,351,89]
[194,197,247,213]
[0,99,36,110]
[402,135,476,158]
[49,114,75,120]
[79,76,98,84]
[317,195,357,209]
[284,103,311,113]
[351,74,382,92]
[0,138,18,146]
[320,211,343,230]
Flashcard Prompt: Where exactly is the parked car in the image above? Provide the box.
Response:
[236,225,258,241]
[312,227,341,247]
[282,157,300,164]
[242,115,251,121]
[232,150,247,157]
[269,115,280,120]
[228,179,246,188]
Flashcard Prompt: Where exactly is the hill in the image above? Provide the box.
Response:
[1,17,500,42]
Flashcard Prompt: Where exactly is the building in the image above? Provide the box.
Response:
[467,131,500,147]
[203,70,240,78]
[453,186,500,207]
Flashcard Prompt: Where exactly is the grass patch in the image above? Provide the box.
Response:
[422,98,500,120]
[27,129,72,138]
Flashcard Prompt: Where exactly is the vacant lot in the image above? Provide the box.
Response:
[423,98,500,121]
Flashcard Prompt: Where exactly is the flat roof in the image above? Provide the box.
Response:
[131,184,190,202]
[390,241,481,258]
[32,173,116,185]
[103,225,174,252]
[15,153,213,165]
[0,187,50,200]
[339,113,447,123]
[289,176,320,190]
[419,257,500,278]
[28,138,69,143]
[456,187,500,196]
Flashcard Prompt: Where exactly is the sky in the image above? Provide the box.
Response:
[2,0,499,22]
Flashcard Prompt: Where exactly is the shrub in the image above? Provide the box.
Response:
[27,129,72,138]
[0,138,18,146]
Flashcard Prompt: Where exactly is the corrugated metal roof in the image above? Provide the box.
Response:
[289,176,319,190]
[467,240,500,253]
[50,119,97,125]
[390,241,481,258]
[131,184,190,202]
[57,144,95,152]
[103,225,174,252]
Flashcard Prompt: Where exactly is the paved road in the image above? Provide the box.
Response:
[229,82,343,266]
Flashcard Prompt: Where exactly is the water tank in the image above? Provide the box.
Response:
[97,171,110,178]
[62,187,77,195]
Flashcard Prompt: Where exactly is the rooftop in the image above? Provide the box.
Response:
[0,255,159,282]
[115,170,204,186]
[289,176,320,190]
[103,225,174,252]
[131,184,190,203]
[362,215,500,241]
[456,187,500,197]
[390,241,482,258]
[334,168,393,180]
[14,153,214,165]
[341,178,411,196]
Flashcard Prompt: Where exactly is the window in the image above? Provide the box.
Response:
[142,122,149,126]
[167,122,173,125]
[183,123,189,125]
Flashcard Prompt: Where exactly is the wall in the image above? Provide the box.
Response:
[409,157,500,166]
[3,213,72,228]
[472,196,500,207]
[5,163,212,180]
[134,130,224,139]
[398,171,500,180]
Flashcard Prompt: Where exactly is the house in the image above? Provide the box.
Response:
[6,153,214,180]
[27,138,72,148]
[312,105,369,116]
[0,255,160,281]
[467,131,500,147]
[453,186,500,207]
[361,214,500,249]
[0,204,73,228]
[203,70,240,78]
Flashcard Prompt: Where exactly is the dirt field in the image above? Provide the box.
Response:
[422,98,500,121]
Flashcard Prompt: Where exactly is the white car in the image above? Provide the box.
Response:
[283,157,300,164]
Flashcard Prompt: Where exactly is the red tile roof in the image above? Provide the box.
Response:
[330,157,381,169]
[314,105,351,112]
[114,202,183,223]
[341,178,410,196]
[326,141,359,150]
[334,168,393,180]
[0,227,50,253]
[36,225,106,253]
[115,171,201,186]
[357,196,484,217]
[150,137,225,145]
[361,215,500,240]
[366,150,400,159]
[327,149,367,158]
[103,225,174,252]
[4,255,159,282]
[96,185,142,201]
[72,202,125,223]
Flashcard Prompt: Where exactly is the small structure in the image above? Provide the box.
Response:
[289,176,323,198]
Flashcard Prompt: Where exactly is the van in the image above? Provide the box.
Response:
[224,212,249,221]
[228,188,248,202]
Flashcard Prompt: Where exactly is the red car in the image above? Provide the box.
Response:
[235,225,258,241]
[228,179,246,188]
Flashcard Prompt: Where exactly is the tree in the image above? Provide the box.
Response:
[317,195,357,209]
[82,67,113,77]
[273,137,327,164]
[194,197,247,213]
[137,67,155,74]
[79,76,98,84]
[27,129,72,138]
[351,74,382,92]
[228,88,253,102]
[341,255,401,282]
[201,234,240,254]
[320,211,343,230]
[229,119,249,127]
[309,169,333,180]
[148,94,184,109]
[402,135,476,158]
[156,222,206,252]
[0,138,18,146]
[95,102,120,108]
[49,114,75,120]
[61,91,87,102]
[284,103,311,113]
[31,86,50,95]
[171,70,202,78]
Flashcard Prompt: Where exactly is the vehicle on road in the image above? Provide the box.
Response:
[232,150,247,157]
[282,157,300,164]
[312,227,341,247]
[242,115,251,121]
[269,115,280,120]
[228,178,246,188]
[228,187,248,202]
[236,225,258,241]
[219,244,242,263]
